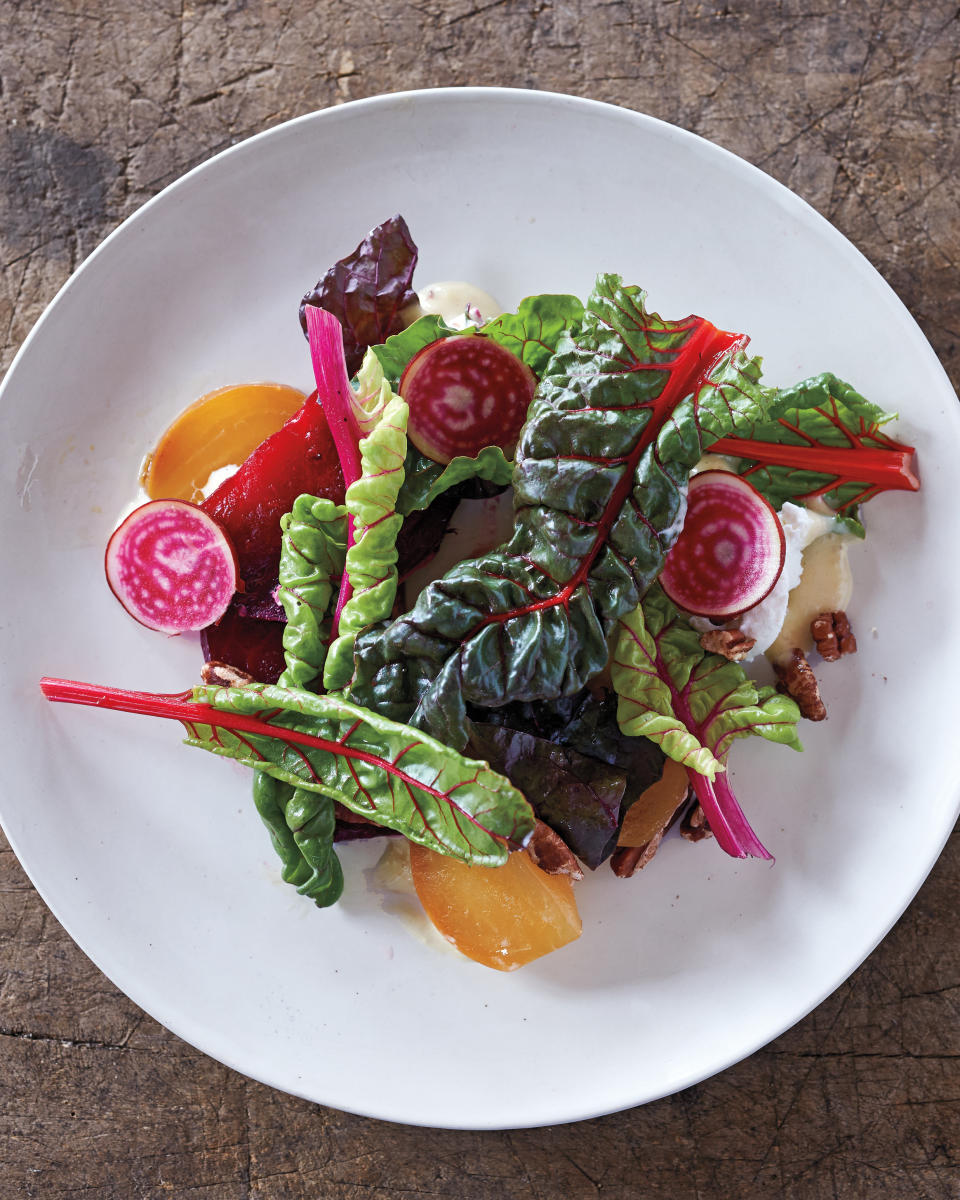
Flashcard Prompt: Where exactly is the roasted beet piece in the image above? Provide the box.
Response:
[201,395,345,597]
[201,609,287,685]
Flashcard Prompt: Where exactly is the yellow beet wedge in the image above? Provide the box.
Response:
[409,843,581,971]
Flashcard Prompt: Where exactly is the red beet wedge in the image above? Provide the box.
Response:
[105,500,237,634]
[400,335,536,464]
[201,393,346,596]
[660,470,786,619]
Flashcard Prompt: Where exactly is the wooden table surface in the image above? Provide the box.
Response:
[2,2,958,1196]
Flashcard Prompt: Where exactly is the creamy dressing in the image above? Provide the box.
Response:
[408,281,503,330]
[767,532,853,664]
[689,452,740,476]
[369,841,458,955]
[737,503,840,658]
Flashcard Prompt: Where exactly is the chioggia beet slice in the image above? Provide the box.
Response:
[399,334,536,464]
[105,499,238,633]
[660,469,786,619]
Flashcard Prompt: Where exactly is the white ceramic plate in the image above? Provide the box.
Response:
[2,89,958,1130]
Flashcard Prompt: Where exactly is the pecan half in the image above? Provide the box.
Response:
[527,821,584,880]
[774,648,827,721]
[201,660,256,687]
[610,839,662,878]
[698,628,757,662]
[811,610,857,662]
[680,801,713,842]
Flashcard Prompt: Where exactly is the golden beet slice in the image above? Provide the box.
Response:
[142,383,307,503]
[408,844,581,971]
[618,759,691,848]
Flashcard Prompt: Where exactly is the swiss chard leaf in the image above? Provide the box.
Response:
[346,274,771,748]
[299,215,419,377]
[469,721,628,869]
[324,391,409,690]
[610,585,802,858]
[472,689,664,807]
[276,495,347,692]
[252,773,343,906]
[371,314,457,385]
[712,373,919,513]
[40,678,535,867]
[265,494,348,907]
[396,444,513,516]
[481,294,585,376]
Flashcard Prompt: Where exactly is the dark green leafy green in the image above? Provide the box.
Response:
[481,294,585,375]
[276,495,346,692]
[252,773,343,904]
[470,722,629,869]
[345,274,771,748]
[712,372,919,515]
[470,689,664,807]
[257,494,347,907]
[396,444,513,516]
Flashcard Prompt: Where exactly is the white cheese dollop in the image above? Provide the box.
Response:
[415,281,502,330]
[737,502,839,658]
[200,463,241,499]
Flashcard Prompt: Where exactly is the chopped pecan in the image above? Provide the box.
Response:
[680,801,713,842]
[774,648,827,721]
[201,660,256,688]
[811,610,857,662]
[527,821,584,880]
[611,839,662,878]
[698,628,757,662]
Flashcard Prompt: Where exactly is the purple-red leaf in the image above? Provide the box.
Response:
[299,214,419,377]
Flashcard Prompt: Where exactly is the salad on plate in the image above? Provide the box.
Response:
[41,215,920,971]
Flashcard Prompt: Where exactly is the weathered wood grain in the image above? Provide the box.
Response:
[2,1,958,1196]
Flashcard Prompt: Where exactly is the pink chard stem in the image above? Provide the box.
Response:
[304,306,362,640]
[687,766,773,861]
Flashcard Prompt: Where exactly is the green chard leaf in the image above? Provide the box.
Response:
[344,274,772,748]
[252,773,344,905]
[183,683,534,864]
[323,390,409,690]
[396,444,513,515]
[256,494,347,908]
[39,677,535,867]
[710,372,919,514]
[276,495,347,692]
[481,293,585,376]
[371,314,458,385]
[610,585,802,858]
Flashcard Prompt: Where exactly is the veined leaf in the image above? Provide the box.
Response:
[346,274,771,747]
[40,678,536,866]
[371,314,458,385]
[277,495,347,692]
[611,586,802,859]
[481,294,585,376]
[299,214,419,377]
[265,494,348,907]
[397,444,513,516]
[712,373,919,513]
[324,390,409,690]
